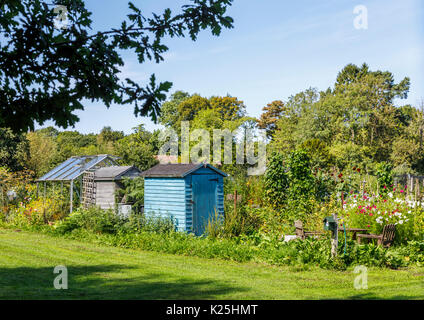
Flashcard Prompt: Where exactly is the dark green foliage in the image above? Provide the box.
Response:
[264,152,288,208]
[118,212,176,234]
[117,176,144,213]
[0,128,29,172]
[287,149,316,202]
[54,206,119,234]
[375,162,393,195]
[0,0,234,132]
[54,206,176,235]
[114,125,159,171]
[264,150,320,217]
[300,138,334,170]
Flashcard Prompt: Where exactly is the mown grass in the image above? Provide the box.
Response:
[0,228,423,300]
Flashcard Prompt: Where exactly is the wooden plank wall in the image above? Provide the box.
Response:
[95,181,116,210]
[144,178,187,231]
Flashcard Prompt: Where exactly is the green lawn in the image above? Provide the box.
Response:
[0,228,423,300]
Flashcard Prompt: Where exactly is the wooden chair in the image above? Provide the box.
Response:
[295,220,324,240]
[357,224,396,248]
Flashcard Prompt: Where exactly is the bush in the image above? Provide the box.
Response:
[264,152,288,208]
[337,189,424,243]
[119,211,176,234]
[54,207,176,235]
[375,162,393,195]
[54,206,119,234]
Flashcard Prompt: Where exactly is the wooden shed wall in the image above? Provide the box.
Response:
[144,166,225,234]
[95,181,117,209]
[144,178,187,231]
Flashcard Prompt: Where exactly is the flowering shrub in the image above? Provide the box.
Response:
[0,167,35,219]
[6,195,68,227]
[339,187,424,243]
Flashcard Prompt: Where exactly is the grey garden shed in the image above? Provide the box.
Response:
[92,166,141,210]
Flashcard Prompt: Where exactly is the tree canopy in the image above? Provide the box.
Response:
[267,63,422,174]
[0,0,234,132]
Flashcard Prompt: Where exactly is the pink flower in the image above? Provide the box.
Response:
[400,190,404,193]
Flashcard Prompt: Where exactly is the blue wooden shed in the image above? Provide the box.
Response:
[141,163,227,235]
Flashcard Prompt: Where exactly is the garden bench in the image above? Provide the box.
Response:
[356,224,396,248]
[295,220,324,240]
[337,227,368,240]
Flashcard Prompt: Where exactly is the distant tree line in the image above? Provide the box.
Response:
[1,63,423,179]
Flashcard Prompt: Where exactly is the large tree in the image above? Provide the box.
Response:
[0,127,29,171]
[114,124,159,171]
[257,100,285,139]
[270,64,415,172]
[0,0,234,132]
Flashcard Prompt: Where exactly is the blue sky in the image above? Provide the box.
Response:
[36,0,424,134]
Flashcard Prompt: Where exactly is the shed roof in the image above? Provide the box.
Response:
[141,163,227,178]
[37,155,119,182]
[94,166,141,181]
